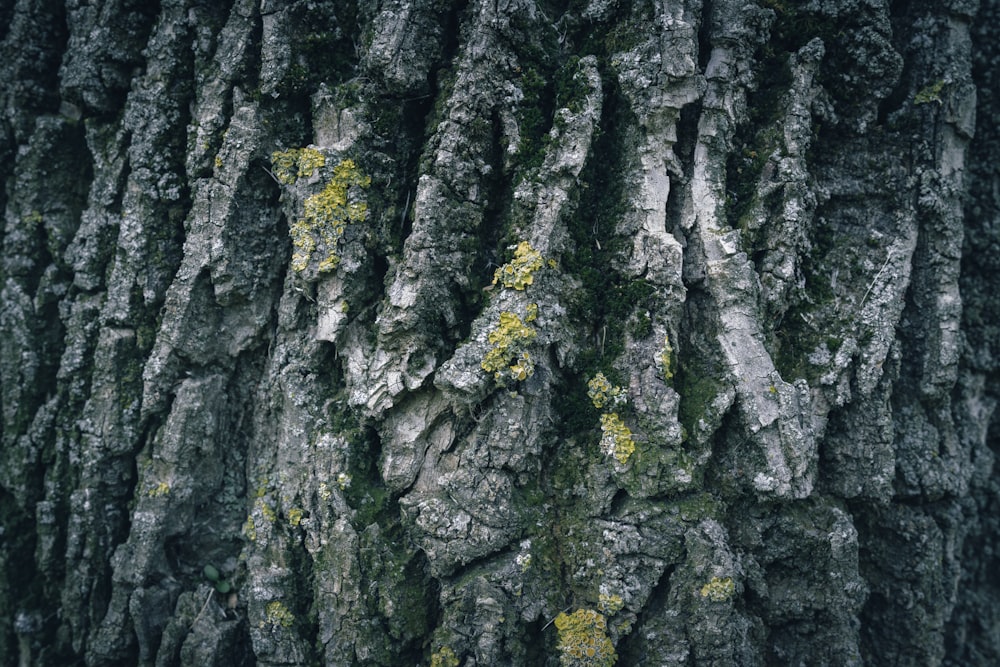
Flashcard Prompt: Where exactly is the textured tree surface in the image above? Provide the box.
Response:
[1,0,998,665]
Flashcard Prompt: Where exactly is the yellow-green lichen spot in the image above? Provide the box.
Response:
[554,608,617,667]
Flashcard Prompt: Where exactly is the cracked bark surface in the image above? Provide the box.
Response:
[1,0,998,665]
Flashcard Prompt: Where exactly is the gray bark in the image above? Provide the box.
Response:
[0,0,998,665]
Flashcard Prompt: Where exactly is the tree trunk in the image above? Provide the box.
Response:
[1,0,998,665]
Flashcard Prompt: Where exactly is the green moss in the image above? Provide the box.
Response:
[557,84,652,378]
[604,16,648,54]
[553,372,603,443]
[675,363,725,440]
[371,102,403,139]
[516,65,552,173]
[630,311,653,339]
[672,493,721,522]
[770,219,841,382]
[725,129,781,239]
[613,436,699,498]
[424,65,457,143]
[759,1,835,54]
[554,56,590,114]
[339,424,396,530]
[356,523,435,647]
[272,3,359,97]
[677,365,718,433]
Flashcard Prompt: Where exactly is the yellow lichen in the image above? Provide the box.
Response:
[287,507,304,527]
[699,576,735,602]
[288,158,371,274]
[275,154,371,276]
[296,147,326,178]
[271,147,327,185]
[243,515,257,541]
[243,495,277,541]
[587,373,626,409]
[554,608,617,667]
[516,552,532,573]
[493,240,545,290]
[599,413,635,464]
[258,497,277,524]
[914,80,945,106]
[429,646,459,667]
[271,150,299,184]
[598,592,624,615]
[264,601,295,629]
[481,310,537,383]
[657,334,673,382]
[147,481,170,498]
[525,302,539,323]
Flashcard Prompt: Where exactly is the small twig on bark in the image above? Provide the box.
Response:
[860,249,894,310]
[542,606,573,631]
[191,588,216,629]
[261,165,281,185]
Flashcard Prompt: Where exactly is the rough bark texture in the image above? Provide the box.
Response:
[1,0,998,665]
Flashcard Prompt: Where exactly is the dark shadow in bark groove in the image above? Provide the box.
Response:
[617,563,678,663]
[698,0,714,71]
[0,490,42,661]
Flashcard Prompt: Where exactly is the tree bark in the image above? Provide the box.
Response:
[1,0,998,665]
